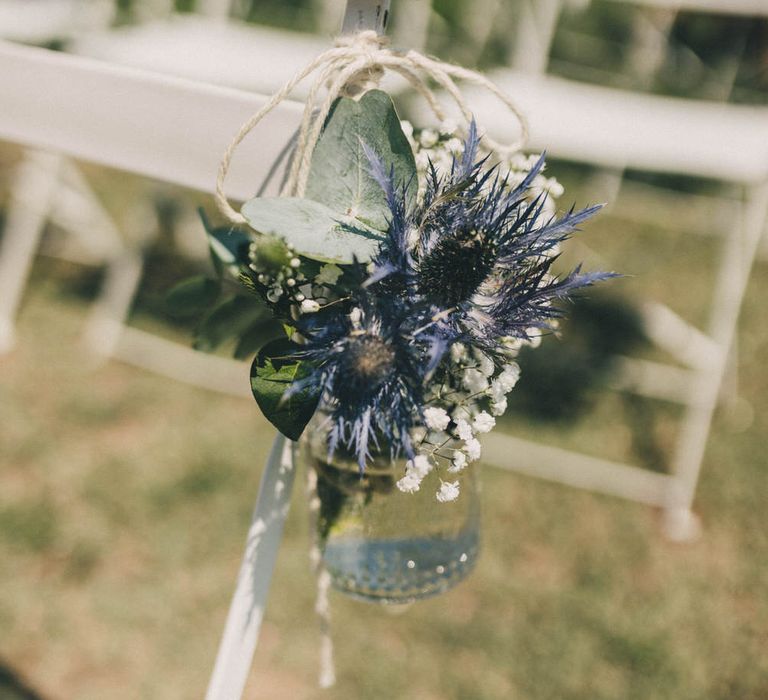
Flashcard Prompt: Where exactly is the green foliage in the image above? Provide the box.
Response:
[200,209,253,276]
[305,89,416,230]
[240,90,416,263]
[233,318,285,360]
[165,275,221,318]
[241,197,384,264]
[194,295,273,353]
[250,338,321,440]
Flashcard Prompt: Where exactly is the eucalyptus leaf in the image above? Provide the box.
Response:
[241,197,384,264]
[305,90,416,231]
[165,275,221,318]
[250,338,321,440]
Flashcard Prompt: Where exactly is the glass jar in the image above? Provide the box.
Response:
[303,415,481,604]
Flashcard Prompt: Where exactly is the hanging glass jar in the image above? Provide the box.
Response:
[303,413,481,604]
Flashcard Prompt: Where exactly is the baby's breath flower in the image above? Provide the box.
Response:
[396,473,422,494]
[423,406,451,431]
[419,128,438,148]
[464,438,482,462]
[473,349,495,377]
[450,342,469,364]
[439,118,458,135]
[449,450,467,473]
[462,367,489,393]
[497,364,521,392]
[300,299,321,314]
[455,418,474,442]
[472,411,496,434]
[491,398,508,417]
[407,455,433,479]
[436,480,460,503]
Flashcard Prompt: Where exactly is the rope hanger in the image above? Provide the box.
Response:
[215,29,530,225]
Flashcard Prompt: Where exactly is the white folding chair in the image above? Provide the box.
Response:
[0,0,130,354]
[411,0,768,539]
[0,1,330,362]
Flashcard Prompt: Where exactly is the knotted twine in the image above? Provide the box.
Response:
[213,29,530,689]
[215,29,529,225]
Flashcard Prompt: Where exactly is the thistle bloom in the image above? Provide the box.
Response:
[292,293,445,468]
[364,122,617,366]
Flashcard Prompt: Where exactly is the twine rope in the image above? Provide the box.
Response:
[215,30,529,225]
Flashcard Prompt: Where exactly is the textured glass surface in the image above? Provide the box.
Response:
[304,417,481,604]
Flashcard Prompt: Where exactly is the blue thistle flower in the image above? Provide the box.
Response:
[363,123,618,362]
[290,291,446,469]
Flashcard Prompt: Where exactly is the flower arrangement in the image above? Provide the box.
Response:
[171,90,615,505]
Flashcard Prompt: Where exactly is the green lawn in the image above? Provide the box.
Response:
[1,201,767,699]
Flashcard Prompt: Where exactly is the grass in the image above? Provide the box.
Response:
[0,195,767,699]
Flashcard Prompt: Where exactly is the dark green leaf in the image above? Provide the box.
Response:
[233,318,285,360]
[194,295,270,352]
[165,275,221,318]
[250,338,321,441]
[305,90,416,231]
[199,208,253,273]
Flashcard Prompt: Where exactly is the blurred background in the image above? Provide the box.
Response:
[0,1,767,698]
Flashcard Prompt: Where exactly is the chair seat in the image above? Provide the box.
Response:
[71,16,336,97]
[0,0,113,43]
[454,70,768,183]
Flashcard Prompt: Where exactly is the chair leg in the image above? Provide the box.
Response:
[82,247,144,360]
[663,181,768,541]
[0,151,63,353]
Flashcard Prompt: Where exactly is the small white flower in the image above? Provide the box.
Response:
[526,332,542,349]
[500,335,522,357]
[472,411,496,434]
[450,342,469,364]
[464,438,482,462]
[300,299,321,314]
[445,137,464,155]
[491,398,508,416]
[436,480,460,503]
[415,150,430,170]
[314,263,343,286]
[289,257,301,269]
[439,118,458,135]
[407,455,432,479]
[396,473,422,494]
[473,349,495,377]
[449,451,467,473]
[462,367,489,394]
[423,406,451,431]
[544,177,564,198]
[497,363,521,392]
[419,128,438,148]
[455,418,474,442]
